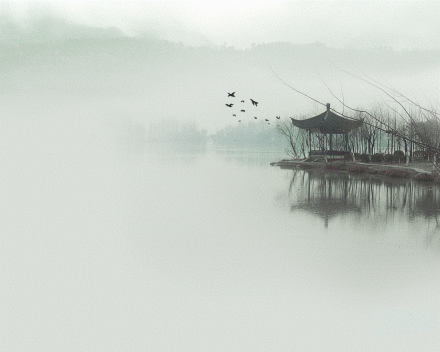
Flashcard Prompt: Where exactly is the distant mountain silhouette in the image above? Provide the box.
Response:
[0,19,438,136]
[0,13,125,44]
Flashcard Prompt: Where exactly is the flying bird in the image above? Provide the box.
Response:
[238,120,241,122]
[226,104,233,107]
[233,114,236,117]
[228,92,235,97]
[241,100,245,103]
[254,117,257,119]
[241,109,245,112]
[276,116,280,119]
[250,99,258,106]
[265,119,269,121]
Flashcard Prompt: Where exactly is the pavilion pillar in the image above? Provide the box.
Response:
[308,130,312,157]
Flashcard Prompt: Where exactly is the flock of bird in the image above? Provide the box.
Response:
[225,92,281,124]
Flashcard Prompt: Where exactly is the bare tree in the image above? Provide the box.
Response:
[276,118,309,158]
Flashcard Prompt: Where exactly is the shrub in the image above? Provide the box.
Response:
[359,153,371,163]
[343,153,353,161]
[371,153,384,162]
[384,154,395,163]
[394,150,405,162]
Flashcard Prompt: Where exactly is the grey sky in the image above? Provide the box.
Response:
[1,0,439,133]
[3,0,440,49]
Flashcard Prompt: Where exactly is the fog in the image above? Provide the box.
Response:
[1,34,438,133]
[1,1,440,350]
[2,1,439,134]
[4,0,440,50]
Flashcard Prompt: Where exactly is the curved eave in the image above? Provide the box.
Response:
[291,111,363,134]
[290,111,326,130]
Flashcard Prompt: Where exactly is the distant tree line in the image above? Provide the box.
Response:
[146,119,207,142]
[210,120,285,147]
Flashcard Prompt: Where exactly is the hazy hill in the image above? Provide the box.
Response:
[0,11,125,45]
[1,18,438,136]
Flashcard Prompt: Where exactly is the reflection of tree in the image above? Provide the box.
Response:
[285,169,440,230]
[410,189,440,219]
[425,216,440,251]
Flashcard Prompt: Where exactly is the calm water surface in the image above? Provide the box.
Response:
[2,133,440,351]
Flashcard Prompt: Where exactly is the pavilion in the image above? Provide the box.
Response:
[290,103,363,158]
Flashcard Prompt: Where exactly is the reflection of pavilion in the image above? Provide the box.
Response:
[290,172,362,227]
[285,169,440,228]
[292,200,361,228]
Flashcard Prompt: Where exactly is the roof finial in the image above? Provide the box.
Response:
[326,103,330,111]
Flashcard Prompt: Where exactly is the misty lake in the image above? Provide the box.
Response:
[2,132,440,351]
[1,3,439,350]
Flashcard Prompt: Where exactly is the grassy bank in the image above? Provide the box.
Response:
[271,160,440,183]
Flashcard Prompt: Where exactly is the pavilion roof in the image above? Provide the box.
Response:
[290,107,363,134]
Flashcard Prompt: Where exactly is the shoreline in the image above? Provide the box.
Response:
[270,159,440,184]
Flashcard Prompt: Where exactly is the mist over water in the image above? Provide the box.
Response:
[2,108,440,350]
[1,8,440,349]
